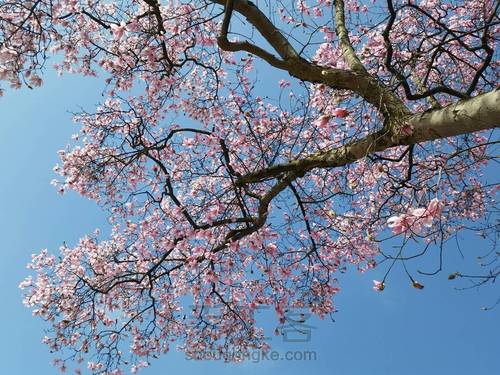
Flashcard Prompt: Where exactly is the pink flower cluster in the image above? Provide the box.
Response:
[1,0,496,373]
[387,198,443,235]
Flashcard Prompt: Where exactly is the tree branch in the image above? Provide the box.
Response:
[212,0,408,118]
[334,0,368,74]
[237,88,500,184]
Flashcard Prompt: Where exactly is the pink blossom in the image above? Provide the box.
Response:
[333,108,349,118]
[315,115,330,129]
[387,214,410,234]
[387,199,443,235]
[426,198,443,217]
[7,0,496,372]
[373,280,385,291]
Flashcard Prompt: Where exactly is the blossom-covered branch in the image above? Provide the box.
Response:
[2,0,497,373]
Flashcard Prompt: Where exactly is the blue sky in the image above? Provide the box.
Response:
[0,67,498,375]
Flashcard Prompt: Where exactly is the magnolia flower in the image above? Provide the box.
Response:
[409,207,433,228]
[333,107,348,118]
[315,115,330,129]
[426,198,443,216]
[387,214,411,234]
[373,280,385,291]
[387,199,443,235]
[111,22,126,39]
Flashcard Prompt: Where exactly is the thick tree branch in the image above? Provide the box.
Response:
[213,0,408,118]
[216,0,294,70]
[237,88,500,184]
[214,0,299,60]
[334,0,368,74]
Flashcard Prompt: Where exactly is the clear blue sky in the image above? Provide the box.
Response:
[0,66,498,375]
